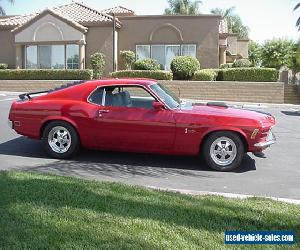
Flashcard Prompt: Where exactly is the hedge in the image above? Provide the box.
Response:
[170,56,200,80]
[220,68,279,82]
[110,70,173,80]
[0,63,8,69]
[133,59,160,70]
[192,69,219,81]
[232,59,252,68]
[0,69,93,80]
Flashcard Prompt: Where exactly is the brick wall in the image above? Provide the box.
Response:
[284,84,300,104]
[161,81,284,104]
[0,80,285,104]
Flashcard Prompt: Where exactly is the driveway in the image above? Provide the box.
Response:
[1,92,300,199]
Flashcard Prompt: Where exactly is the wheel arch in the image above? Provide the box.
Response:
[199,128,249,153]
[40,117,79,139]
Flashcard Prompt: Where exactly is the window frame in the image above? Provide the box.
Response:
[135,44,197,69]
[87,84,167,110]
[25,44,79,69]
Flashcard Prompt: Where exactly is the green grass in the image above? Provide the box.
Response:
[0,171,299,249]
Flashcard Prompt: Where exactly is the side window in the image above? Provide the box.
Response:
[88,87,104,105]
[103,86,155,109]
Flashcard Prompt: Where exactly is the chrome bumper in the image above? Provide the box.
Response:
[254,130,276,148]
[8,120,13,129]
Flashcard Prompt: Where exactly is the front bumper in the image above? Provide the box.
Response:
[254,129,276,148]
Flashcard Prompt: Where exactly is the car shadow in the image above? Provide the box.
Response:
[281,110,300,116]
[0,136,256,177]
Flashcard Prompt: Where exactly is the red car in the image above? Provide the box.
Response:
[8,79,276,171]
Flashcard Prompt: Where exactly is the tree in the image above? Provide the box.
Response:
[248,40,261,66]
[210,7,249,39]
[260,39,295,69]
[294,2,300,30]
[90,52,105,79]
[164,0,202,15]
[0,0,14,16]
[120,50,135,70]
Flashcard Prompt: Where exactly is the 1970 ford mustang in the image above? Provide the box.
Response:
[8,79,276,171]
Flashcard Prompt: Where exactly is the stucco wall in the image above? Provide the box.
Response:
[118,15,220,69]
[85,26,114,75]
[15,14,85,43]
[0,30,15,68]
[227,34,237,56]
[237,40,249,58]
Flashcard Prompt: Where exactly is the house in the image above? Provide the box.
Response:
[0,2,249,74]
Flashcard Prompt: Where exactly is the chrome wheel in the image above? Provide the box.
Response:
[209,136,237,166]
[48,126,72,154]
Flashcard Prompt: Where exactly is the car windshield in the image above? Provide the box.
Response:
[150,83,180,109]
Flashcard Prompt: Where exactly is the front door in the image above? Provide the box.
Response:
[88,85,176,153]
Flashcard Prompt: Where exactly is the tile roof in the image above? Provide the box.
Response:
[101,6,135,15]
[0,2,120,29]
[12,8,88,33]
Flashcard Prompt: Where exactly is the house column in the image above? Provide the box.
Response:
[78,39,86,69]
[15,45,22,69]
[219,46,227,65]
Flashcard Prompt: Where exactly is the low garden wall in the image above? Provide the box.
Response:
[0,80,285,104]
[161,81,284,104]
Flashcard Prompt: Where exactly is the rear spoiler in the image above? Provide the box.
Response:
[19,90,50,100]
[18,80,86,100]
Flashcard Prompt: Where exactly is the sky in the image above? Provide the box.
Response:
[2,0,300,43]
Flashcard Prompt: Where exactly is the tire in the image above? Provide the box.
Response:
[42,121,80,159]
[202,131,245,171]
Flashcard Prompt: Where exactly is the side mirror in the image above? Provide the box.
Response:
[152,101,165,110]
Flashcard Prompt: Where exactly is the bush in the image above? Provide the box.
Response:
[170,56,200,80]
[0,63,8,69]
[232,59,252,68]
[0,69,93,80]
[219,63,233,69]
[133,59,160,70]
[120,50,136,70]
[110,70,173,80]
[90,52,105,79]
[192,69,219,81]
[220,68,279,82]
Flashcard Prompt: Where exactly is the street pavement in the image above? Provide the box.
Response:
[0,92,300,200]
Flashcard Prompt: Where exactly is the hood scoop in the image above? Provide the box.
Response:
[206,102,228,108]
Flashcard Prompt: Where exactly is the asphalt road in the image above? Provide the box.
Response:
[1,92,300,200]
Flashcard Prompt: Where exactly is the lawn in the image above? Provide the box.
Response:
[0,171,299,249]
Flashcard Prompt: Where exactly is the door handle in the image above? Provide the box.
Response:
[98,110,109,117]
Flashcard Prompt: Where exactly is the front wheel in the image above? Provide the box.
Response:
[42,121,80,159]
[202,131,245,171]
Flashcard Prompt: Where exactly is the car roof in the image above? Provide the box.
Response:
[84,78,158,88]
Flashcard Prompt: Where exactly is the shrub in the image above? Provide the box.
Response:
[219,63,233,69]
[0,69,93,80]
[110,70,173,80]
[0,63,8,69]
[133,59,160,70]
[170,56,200,80]
[221,68,279,82]
[232,59,252,68]
[192,69,219,81]
[120,50,136,70]
[90,52,105,79]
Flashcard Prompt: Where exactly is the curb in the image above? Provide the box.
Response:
[147,186,300,205]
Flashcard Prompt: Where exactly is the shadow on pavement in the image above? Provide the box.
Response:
[281,110,300,116]
[0,137,256,177]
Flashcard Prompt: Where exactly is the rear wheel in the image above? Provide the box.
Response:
[202,131,244,171]
[42,121,80,159]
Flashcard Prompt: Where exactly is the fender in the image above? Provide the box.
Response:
[40,116,79,138]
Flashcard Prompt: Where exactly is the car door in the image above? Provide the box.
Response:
[88,85,176,153]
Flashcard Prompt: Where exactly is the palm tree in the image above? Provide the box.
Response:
[294,2,300,30]
[0,0,14,16]
[210,7,249,39]
[164,0,202,15]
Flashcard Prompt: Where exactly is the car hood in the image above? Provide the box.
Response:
[176,103,275,127]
